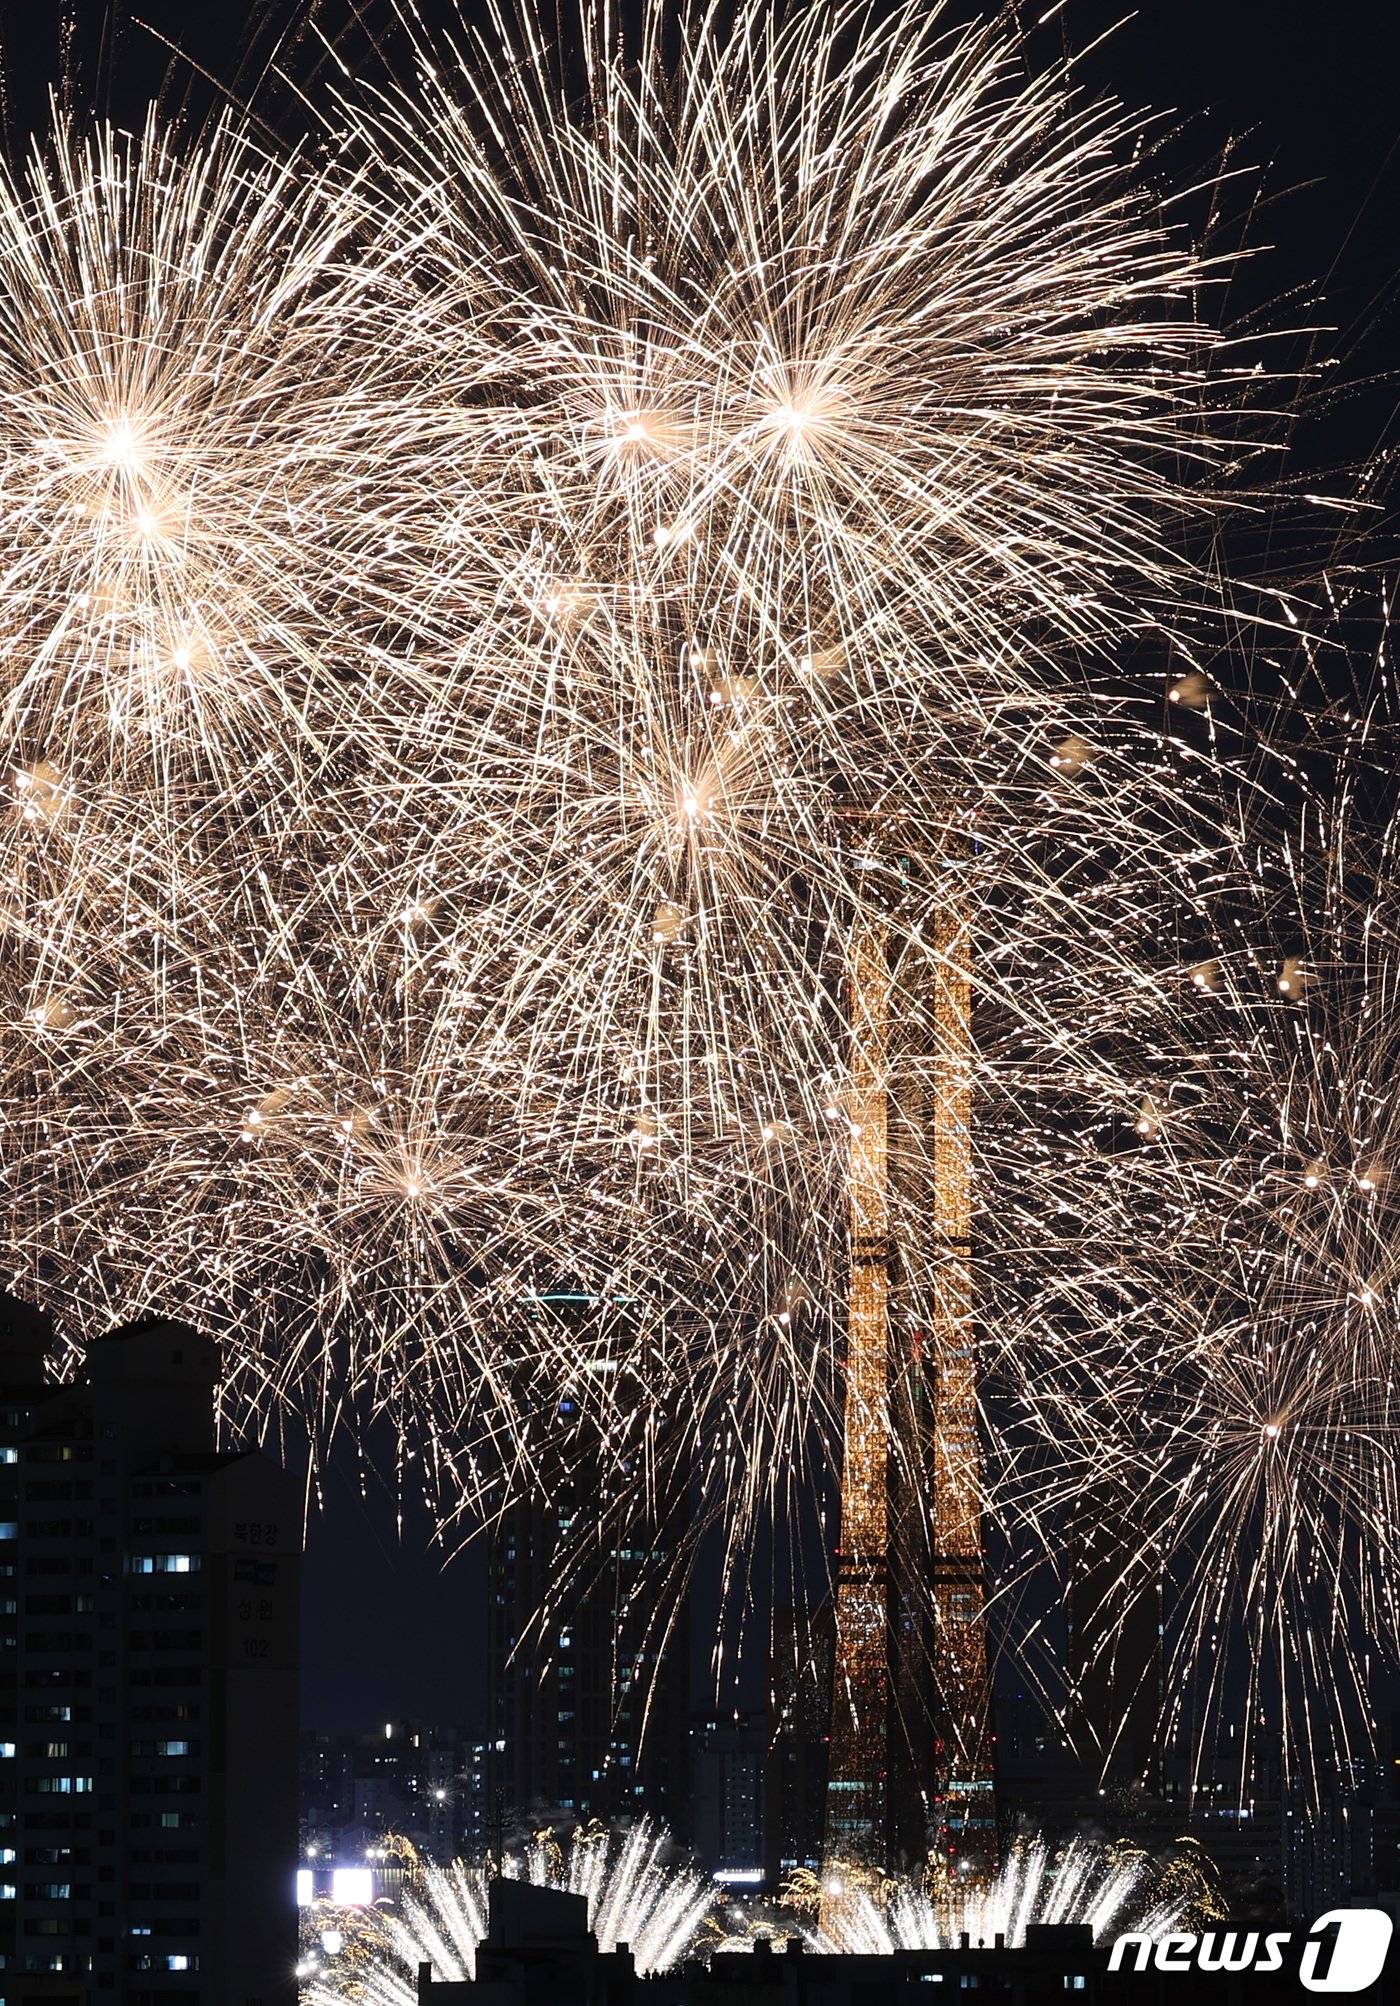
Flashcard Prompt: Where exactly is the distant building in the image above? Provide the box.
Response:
[1287,1792,1374,1919]
[765,1604,830,1884]
[484,1484,690,1838]
[994,1695,1300,1918]
[993,1690,1091,1843]
[459,1741,491,1857]
[483,1297,690,1840]
[0,1295,299,2005]
[300,1721,488,1865]
[1064,1483,1163,1793]
[692,1715,766,1886]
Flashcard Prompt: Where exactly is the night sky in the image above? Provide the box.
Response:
[3,0,1397,1739]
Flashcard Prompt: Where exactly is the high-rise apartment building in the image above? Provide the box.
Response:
[766,1602,830,1884]
[484,1297,690,1841]
[1065,1480,1163,1793]
[0,1296,299,2006]
[693,1714,766,1884]
[484,1487,691,1841]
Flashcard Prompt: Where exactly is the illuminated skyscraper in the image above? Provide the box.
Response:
[823,819,995,1883]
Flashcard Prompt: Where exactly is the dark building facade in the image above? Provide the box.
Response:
[692,1715,766,1886]
[484,1297,690,1840]
[1064,1482,1163,1793]
[300,1720,489,1865]
[0,1298,299,2006]
[765,1604,830,1886]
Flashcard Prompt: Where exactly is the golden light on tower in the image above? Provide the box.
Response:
[823,817,995,1907]
[824,916,894,1870]
[927,882,995,1874]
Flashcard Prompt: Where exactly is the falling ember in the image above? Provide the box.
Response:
[1135,1097,1162,1140]
[27,994,76,1031]
[799,643,847,680]
[651,519,695,549]
[12,761,73,825]
[1166,670,1211,710]
[1049,735,1093,777]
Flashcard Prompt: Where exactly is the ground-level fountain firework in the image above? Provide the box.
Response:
[803,1834,1223,1953]
[0,0,1393,1874]
[299,1823,718,1996]
[298,1824,1222,1993]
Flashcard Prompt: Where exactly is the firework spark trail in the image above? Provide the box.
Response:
[993,606,1400,1801]
[309,0,1280,1592]
[0,0,1385,1815]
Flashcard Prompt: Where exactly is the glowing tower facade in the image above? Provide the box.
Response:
[823,821,995,1883]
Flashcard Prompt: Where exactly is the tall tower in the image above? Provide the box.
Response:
[822,821,995,1888]
[923,887,996,1874]
[823,917,896,1869]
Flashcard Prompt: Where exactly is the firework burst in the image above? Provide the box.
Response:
[994,598,1400,1800]
[0,0,1381,1824]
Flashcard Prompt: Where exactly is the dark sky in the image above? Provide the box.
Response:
[4,0,1396,1737]
[295,1437,485,1737]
